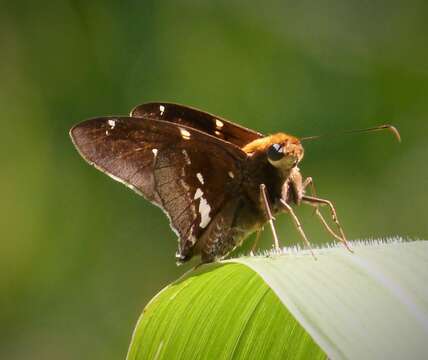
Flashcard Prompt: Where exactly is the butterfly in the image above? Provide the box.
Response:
[70,102,399,264]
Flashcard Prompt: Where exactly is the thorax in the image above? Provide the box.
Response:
[241,153,302,214]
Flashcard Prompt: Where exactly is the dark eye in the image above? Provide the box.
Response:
[267,143,284,161]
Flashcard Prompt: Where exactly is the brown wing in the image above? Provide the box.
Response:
[130,102,264,148]
[70,116,246,262]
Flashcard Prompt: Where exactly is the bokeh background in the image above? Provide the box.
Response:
[1,1,427,359]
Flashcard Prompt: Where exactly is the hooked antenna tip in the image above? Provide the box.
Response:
[384,124,401,143]
[301,123,401,143]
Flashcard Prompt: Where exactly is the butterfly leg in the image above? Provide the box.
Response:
[302,195,352,252]
[259,184,280,250]
[302,176,317,196]
[302,177,318,216]
[279,199,316,258]
[250,229,263,255]
[302,178,349,246]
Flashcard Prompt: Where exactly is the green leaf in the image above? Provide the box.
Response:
[126,263,324,359]
[127,239,428,359]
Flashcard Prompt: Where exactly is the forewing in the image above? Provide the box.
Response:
[70,117,245,259]
[130,102,264,148]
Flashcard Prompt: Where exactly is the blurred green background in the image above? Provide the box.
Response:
[1,1,427,359]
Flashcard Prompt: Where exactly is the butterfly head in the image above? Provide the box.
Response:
[243,133,304,171]
[266,135,304,170]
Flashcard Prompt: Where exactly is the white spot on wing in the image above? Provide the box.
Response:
[107,119,116,129]
[182,149,191,165]
[188,227,197,245]
[159,105,165,115]
[198,197,211,228]
[194,188,203,200]
[152,148,158,157]
[228,171,235,179]
[215,130,221,136]
[196,172,204,184]
[180,128,191,140]
[215,119,224,129]
[193,188,211,228]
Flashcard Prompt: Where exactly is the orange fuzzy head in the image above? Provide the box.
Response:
[243,133,304,170]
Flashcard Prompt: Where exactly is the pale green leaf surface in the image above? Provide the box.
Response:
[232,239,428,359]
[127,239,428,360]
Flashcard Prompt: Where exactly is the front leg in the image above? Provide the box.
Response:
[302,194,352,252]
[302,176,316,195]
[302,177,347,241]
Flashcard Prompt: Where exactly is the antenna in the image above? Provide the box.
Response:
[300,124,401,143]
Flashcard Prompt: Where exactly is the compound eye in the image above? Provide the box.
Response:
[267,143,284,162]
